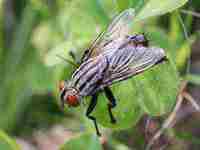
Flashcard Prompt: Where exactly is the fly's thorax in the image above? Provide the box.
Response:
[71,55,109,97]
[59,80,81,107]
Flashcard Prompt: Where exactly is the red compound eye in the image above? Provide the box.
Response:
[59,80,65,91]
[66,95,79,107]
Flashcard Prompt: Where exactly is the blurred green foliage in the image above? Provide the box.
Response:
[1,0,200,149]
[61,133,102,150]
[0,130,20,150]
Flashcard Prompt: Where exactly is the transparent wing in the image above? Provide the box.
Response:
[101,45,166,87]
[81,8,135,62]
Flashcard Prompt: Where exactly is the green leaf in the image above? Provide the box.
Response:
[135,0,188,21]
[133,60,180,116]
[3,5,37,78]
[93,80,143,129]
[0,130,20,150]
[61,133,102,150]
[0,4,38,132]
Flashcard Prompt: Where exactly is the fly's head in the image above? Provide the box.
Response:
[59,80,81,109]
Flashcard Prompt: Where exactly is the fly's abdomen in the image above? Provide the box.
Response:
[72,55,108,96]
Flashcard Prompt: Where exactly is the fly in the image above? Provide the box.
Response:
[59,8,167,136]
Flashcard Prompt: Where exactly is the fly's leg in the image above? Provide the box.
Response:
[86,93,101,136]
[104,87,117,124]
[69,50,81,65]
[69,50,76,61]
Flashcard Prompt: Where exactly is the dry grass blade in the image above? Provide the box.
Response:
[183,92,200,112]
[146,94,183,150]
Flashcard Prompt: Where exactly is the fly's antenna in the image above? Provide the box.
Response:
[56,54,79,68]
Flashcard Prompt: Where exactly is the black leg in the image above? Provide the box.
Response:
[86,93,101,136]
[104,87,117,124]
[69,50,81,65]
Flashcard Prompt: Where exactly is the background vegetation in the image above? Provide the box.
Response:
[0,0,200,149]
